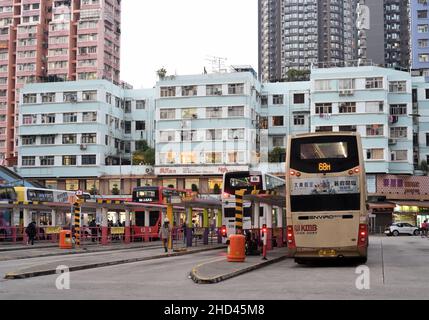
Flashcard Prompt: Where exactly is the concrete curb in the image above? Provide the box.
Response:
[0,245,57,252]
[4,245,226,280]
[190,254,289,284]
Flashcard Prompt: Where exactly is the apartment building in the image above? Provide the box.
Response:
[17,80,153,194]
[258,0,358,82]
[16,65,429,194]
[0,0,121,166]
[154,68,261,193]
[259,81,311,162]
[311,65,414,174]
[411,0,429,76]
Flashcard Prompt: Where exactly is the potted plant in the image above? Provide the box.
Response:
[89,186,98,196]
[111,184,120,195]
[213,184,221,195]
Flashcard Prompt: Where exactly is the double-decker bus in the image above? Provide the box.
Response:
[286,133,368,264]
[11,187,90,203]
[222,171,285,239]
[0,186,17,201]
[132,186,190,232]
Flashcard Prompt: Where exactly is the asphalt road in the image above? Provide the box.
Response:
[0,235,428,300]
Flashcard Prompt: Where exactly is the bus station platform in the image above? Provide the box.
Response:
[4,243,227,280]
[0,241,164,261]
[190,247,289,284]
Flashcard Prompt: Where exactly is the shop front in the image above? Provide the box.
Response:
[367,202,396,233]
[393,202,429,227]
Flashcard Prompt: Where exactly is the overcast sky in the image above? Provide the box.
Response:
[121,0,258,88]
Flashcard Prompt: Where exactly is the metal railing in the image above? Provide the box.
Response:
[311,59,374,69]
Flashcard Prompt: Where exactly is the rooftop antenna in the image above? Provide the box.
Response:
[205,55,228,73]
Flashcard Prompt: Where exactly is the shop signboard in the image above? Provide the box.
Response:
[155,165,249,176]
[376,175,429,197]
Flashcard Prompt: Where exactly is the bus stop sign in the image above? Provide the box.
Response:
[250,176,260,186]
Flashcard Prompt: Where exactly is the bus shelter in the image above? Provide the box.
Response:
[242,194,287,250]
[180,198,222,247]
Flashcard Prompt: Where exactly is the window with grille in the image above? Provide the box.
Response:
[390,127,407,139]
[315,103,332,114]
[338,102,356,113]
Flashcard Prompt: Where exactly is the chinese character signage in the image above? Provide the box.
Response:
[376,175,429,196]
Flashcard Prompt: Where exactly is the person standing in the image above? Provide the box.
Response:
[159,218,171,253]
[89,219,97,243]
[26,221,37,246]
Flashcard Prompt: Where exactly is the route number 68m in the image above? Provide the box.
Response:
[318,162,331,172]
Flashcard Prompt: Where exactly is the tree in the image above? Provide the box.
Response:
[269,147,286,163]
[89,185,98,196]
[132,140,155,165]
[156,68,167,80]
[421,160,429,176]
[111,184,120,195]
[284,68,310,82]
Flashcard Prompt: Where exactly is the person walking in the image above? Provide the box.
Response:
[182,221,187,244]
[421,220,428,238]
[159,218,171,253]
[26,221,37,246]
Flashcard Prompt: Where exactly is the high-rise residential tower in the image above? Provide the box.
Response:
[384,0,410,70]
[0,0,121,166]
[258,0,282,83]
[258,0,358,83]
[410,0,429,77]
[362,0,410,70]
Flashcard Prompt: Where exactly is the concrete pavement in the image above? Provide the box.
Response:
[3,244,227,279]
[191,247,288,284]
[1,236,429,299]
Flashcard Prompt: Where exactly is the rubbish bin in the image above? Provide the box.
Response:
[227,234,246,262]
[59,230,72,249]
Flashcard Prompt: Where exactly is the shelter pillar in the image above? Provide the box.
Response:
[101,207,108,245]
[124,210,130,244]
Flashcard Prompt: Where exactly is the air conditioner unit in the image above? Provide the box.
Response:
[339,90,354,96]
[388,139,397,145]
[80,144,87,150]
